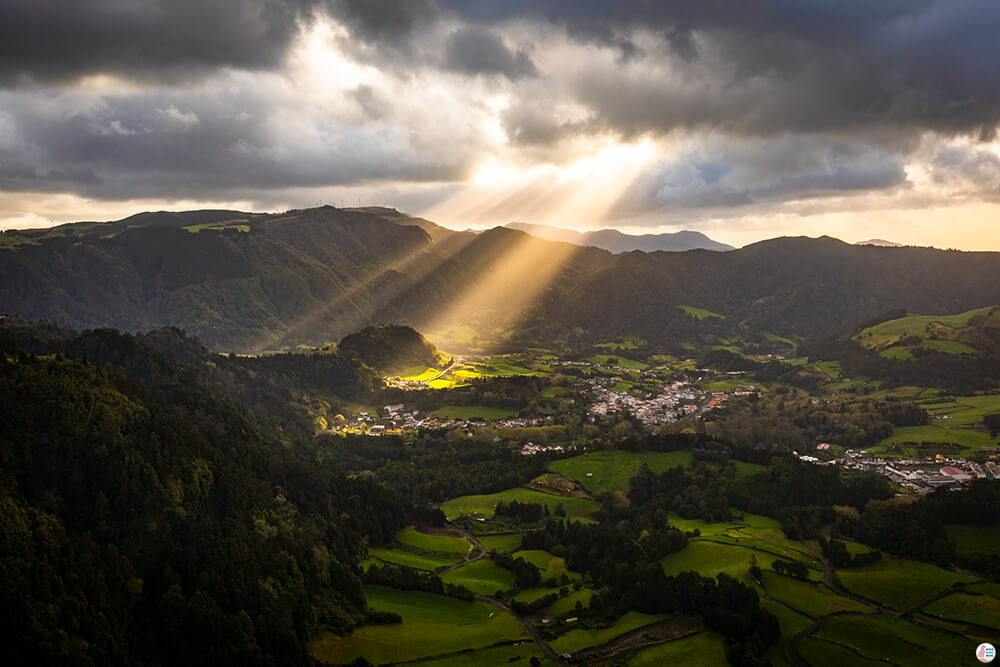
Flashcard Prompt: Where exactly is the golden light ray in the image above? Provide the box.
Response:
[423,230,584,353]
[250,223,478,353]
[423,140,654,229]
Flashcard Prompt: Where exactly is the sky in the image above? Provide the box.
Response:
[1,1,1000,249]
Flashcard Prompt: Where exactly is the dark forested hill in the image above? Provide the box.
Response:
[3,206,1000,352]
[0,324,410,665]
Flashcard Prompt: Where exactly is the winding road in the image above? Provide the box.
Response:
[441,526,565,663]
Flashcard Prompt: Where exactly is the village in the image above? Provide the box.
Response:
[586,376,759,427]
[798,448,999,495]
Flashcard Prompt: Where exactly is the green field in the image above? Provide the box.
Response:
[924,591,1000,629]
[414,642,552,666]
[429,405,518,420]
[677,305,725,320]
[548,612,669,655]
[875,424,995,457]
[964,582,1000,598]
[836,558,979,611]
[946,523,1000,556]
[761,572,870,617]
[183,221,250,233]
[441,558,518,595]
[597,630,728,666]
[398,365,441,382]
[478,533,526,553]
[587,354,649,370]
[920,393,1000,426]
[797,636,886,667]
[538,589,595,618]
[660,541,759,581]
[396,528,470,555]
[858,307,994,340]
[310,586,527,664]
[855,306,997,359]
[440,487,600,521]
[760,600,811,667]
[548,450,693,495]
[410,643,550,666]
[814,614,979,666]
[369,546,461,571]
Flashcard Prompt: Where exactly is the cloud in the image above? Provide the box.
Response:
[0,76,480,200]
[443,0,1000,142]
[614,136,909,213]
[443,26,537,80]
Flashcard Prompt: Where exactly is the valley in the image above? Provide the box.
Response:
[3,217,1000,666]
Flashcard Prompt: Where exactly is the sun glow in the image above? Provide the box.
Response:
[426,139,655,230]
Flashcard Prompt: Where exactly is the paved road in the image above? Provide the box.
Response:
[424,357,457,384]
[441,527,564,663]
[475,594,564,664]
[437,526,486,575]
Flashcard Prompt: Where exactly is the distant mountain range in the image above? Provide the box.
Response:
[505,222,734,253]
[855,239,905,247]
[3,205,999,353]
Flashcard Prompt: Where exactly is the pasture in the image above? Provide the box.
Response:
[587,354,649,370]
[836,558,979,611]
[440,487,599,521]
[440,558,518,595]
[411,643,549,666]
[660,541,758,582]
[548,612,670,655]
[875,424,994,457]
[923,591,1000,630]
[309,586,527,665]
[600,630,728,666]
[760,572,869,617]
[478,533,526,553]
[368,546,460,572]
[396,528,470,555]
[814,614,977,666]
[919,393,1000,426]
[548,449,692,494]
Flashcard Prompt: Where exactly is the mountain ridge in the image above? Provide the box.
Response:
[505,221,734,252]
[3,205,1000,353]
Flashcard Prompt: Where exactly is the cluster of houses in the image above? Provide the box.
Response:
[587,376,759,427]
[518,442,568,456]
[806,448,998,495]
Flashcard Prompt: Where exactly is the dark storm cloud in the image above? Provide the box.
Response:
[442,26,537,80]
[333,0,436,42]
[0,0,436,86]
[441,0,1000,142]
[0,89,471,199]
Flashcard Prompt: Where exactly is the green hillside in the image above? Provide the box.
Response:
[854,306,1000,358]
